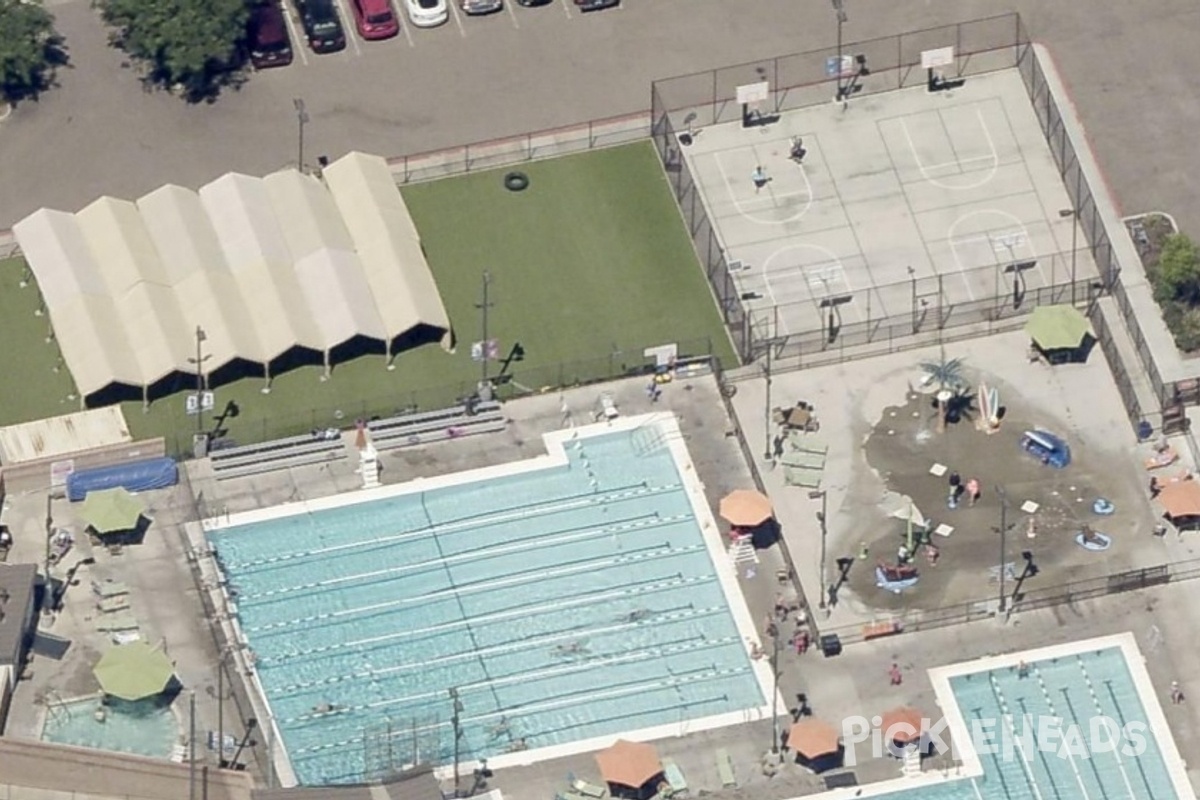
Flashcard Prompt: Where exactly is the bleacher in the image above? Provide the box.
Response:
[209,431,348,481]
[367,400,506,450]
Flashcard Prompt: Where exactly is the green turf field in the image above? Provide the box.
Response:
[0,142,736,452]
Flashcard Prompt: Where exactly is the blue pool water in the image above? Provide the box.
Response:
[867,646,1183,800]
[208,426,765,785]
[41,696,179,758]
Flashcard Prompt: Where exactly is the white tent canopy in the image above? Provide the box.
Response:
[12,153,453,404]
[324,151,452,353]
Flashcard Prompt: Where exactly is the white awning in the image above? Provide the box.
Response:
[323,152,452,349]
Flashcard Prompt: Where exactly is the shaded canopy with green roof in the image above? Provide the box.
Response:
[81,487,145,534]
[1025,305,1091,351]
[93,641,175,700]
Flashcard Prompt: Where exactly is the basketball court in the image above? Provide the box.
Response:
[681,67,1095,340]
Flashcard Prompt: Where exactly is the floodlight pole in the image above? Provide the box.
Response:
[188,326,209,437]
[996,486,1009,614]
[769,629,780,756]
[1060,208,1079,305]
[832,0,847,101]
[450,687,464,798]
[763,342,773,461]
[189,690,197,800]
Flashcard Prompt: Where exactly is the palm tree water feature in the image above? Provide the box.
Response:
[846,365,1149,613]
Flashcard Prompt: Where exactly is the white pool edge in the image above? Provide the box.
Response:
[202,412,777,785]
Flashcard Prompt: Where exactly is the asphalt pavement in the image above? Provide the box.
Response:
[1,0,1199,235]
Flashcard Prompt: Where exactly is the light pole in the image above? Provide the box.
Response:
[450,687,464,798]
[769,626,781,757]
[994,486,1013,613]
[1059,208,1079,304]
[476,271,493,389]
[832,0,848,102]
[907,266,918,333]
[809,490,828,610]
[293,98,309,172]
[187,326,210,438]
[188,690,197,800]
[763,342,773,460]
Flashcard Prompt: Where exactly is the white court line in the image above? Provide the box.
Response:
[560,0,572,17]
[449,1,468,35]
[711,149,812,226]
[504,0,520,27]
[761,244,865,327]
[280,0,310,65]
[948,209,1049,298]
[900,108,997,190]
[333,0,364,54]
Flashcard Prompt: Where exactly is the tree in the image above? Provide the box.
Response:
[1152,234,1200,306]
[919,353,965,433]
[0,0,68,104]
[94,0,250,102]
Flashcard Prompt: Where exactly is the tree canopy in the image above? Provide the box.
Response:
[0,0,68,104]
[94,0,251,101]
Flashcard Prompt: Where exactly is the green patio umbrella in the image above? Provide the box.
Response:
[93,642,176,701]
[1025,305,1091,350]
[81,487,145,534]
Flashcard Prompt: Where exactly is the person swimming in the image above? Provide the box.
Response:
[552,641,586,657]
[624,608,651,623]
[488,717,511,739]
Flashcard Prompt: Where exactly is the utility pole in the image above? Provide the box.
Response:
[450,687,464,798]
[763,342,773,461]
[809,490,828,610]
[293,98,309,172]
[995,487,1013,613]
[477,271,493,388]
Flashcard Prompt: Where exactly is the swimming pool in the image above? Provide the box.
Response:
[829,634,1192,800]
[40,695,180,759]
[208,414,769,785]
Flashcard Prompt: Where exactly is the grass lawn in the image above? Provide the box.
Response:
[1,142,736,453]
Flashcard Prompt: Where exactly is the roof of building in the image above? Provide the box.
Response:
[0,563,40,668]
[0,406,132,465]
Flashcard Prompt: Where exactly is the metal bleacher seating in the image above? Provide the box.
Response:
[367,400,506,451]
[209,431,348,481]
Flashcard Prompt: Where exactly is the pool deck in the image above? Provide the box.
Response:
[198,412,781,785]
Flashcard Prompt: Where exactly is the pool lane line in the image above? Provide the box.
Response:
[259,579,715,665]
[270,601,719,695]
[239,512,689,603]
[228,482,679,571]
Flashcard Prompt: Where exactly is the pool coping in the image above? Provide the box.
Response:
[198,412,779,786]
[804,632,1192,800]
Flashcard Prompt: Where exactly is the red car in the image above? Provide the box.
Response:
[350,0,400,39]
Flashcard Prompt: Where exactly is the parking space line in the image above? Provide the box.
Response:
[560,0,572,19]
[334,0,363,54]
[281,0,310,65]
[504,0,520,28]
[401,19,415,46]
[449,2,468,36]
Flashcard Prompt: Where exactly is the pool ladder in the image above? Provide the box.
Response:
[43,691,70,725]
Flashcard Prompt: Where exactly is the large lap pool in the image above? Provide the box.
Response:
[208,414,769,785]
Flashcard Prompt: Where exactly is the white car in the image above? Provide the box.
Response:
[404,0,448,26]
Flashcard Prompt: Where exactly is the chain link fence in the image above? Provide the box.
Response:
[651,14,1030,366]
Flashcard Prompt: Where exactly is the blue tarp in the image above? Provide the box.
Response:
[66,457,178,502]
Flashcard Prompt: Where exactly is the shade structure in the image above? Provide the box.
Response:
[93,642,175,700]
[81,487,145,534]
[1159,480,1200,519]
[595,739,662,789]
[719,489,774,527]
[789,719,841,758]
[880,707,925,743]
[1025,305,1091,350]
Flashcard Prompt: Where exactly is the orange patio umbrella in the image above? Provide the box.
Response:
[719,489,774,527]
[880,707,925,743]
[788,719,840,758]
[595,739,663,789]
[1159,480,1200,519]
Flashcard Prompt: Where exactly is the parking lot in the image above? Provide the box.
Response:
[2,0,1200,240]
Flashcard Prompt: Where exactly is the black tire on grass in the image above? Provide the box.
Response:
[504,171,530,191]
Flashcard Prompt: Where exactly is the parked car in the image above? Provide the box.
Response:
[516,0,551,5]
[404,0,449,26]
[296,0,347,53]
[247,2,293,68]
[574,0,618,8]
[461,0,502,14]
[350,0,400,39]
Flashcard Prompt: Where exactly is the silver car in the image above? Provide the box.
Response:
[461,0,502,14]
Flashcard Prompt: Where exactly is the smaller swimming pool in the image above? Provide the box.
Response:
[41,695,181,759]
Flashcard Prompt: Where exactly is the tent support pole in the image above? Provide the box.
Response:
[142,385,149,413]
[263,363,272,394]
[323,350,331,380]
